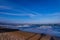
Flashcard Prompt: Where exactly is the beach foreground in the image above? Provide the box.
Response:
[0,30,56,40]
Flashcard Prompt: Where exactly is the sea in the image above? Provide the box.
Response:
[18,25,60,37]
[0,24,60,37]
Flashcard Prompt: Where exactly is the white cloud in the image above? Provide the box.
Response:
[0,6,11,9]
[47,13,60,16]
[0,12,37,17]
[0,5,42,18]
[22,7,42,16]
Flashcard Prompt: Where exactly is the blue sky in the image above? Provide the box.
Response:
[0,0,60,24]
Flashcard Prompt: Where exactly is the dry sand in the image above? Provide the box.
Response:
[0,30,56,40]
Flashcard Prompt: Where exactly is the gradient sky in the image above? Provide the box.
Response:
[0,0,60,24]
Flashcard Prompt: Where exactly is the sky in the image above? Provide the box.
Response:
[0,0,60,24]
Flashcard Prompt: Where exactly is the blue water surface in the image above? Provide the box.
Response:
[19,26,60,37]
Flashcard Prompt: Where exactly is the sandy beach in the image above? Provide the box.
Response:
[0,29,55,40]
